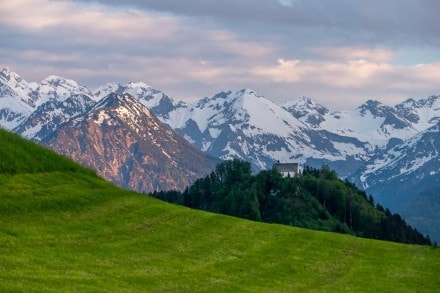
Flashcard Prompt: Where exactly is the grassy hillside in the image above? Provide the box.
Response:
[0,129,439,292]
[0,128,96,175]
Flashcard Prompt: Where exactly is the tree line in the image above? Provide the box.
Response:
[151,159,432,245]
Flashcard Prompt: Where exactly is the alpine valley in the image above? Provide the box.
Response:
[1,67,439,242]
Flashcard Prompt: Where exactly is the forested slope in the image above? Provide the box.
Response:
[153,160,431,245]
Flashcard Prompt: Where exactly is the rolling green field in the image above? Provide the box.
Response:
[0,129,439,292]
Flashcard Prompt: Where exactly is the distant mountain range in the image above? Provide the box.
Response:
[0,68,218,191]
[1,67,439,242]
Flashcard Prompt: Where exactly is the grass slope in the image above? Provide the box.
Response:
[0,129,439,292]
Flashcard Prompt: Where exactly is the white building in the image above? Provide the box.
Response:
[273,162,300,177]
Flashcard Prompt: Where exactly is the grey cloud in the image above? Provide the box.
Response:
[3,0,440,110]
[72,0,440,46]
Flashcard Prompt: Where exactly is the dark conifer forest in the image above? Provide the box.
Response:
[151,159,431,245]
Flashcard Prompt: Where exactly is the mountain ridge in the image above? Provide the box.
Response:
[44,92,219,192]
[2,67,440,182]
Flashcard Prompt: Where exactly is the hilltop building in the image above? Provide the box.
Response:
[273,162,300,177]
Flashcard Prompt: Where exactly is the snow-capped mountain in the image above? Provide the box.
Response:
[163,89,318,171]
[44,93,218,192]
[285,98,424,150]
[0,67,98,133]
[1,67,96,108]
[282,96,329,128]
[91,85,387,175]
[93,81,188,120]
[2,68,440,177]
[162,89,392,174]
[4,66,438,180]
[351,122,440,212]
[99,86,352,172]
[15,94,96,141]
[35,75,95,106]
[350,120,440,243]
[0,68,35,129]
[155,92,431,176]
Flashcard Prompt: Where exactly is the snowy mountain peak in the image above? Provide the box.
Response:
[0,68,33,99]
[282,96,329,127]
[0,68,25,85]
[419,95,440,108]
[94,93,153,119]
[93,82,125,101]
[287,96,314,106]
[357,99,394,117]
[93,81,175,110]
[14,93,95,141]
[40,75,86,91]
[94,92,130,108]
[0,68,35,129]
[123,82,170,108]
[399,98,417,108]
[168,88,310,170]
[283,96,328,115]
[84,92,162,140]
[1,67,20,82]
[223,89,264,112]
[201,89,260,104]
[37,75,93,104]
[126,81,151,89]
[238,88,258,96]
[195,89,273,119]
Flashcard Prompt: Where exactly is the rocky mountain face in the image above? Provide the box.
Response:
[0,68,217,192]
[44,93,218,192]
[351,122,440,211]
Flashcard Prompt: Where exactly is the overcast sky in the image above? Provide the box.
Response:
[2,0,440,108]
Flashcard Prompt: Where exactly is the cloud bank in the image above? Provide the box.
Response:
[1,0,439,108]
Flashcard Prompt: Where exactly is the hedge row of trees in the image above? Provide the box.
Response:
[151,159,431,245]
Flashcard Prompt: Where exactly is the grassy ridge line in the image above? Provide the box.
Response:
[1,171,439,292]
[0,129,95,175]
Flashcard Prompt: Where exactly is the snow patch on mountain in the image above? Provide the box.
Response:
[93,110,111,126]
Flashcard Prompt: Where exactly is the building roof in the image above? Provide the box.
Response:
[273,162,299,172]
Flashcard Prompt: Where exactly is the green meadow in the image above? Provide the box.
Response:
[0,129,439,292]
